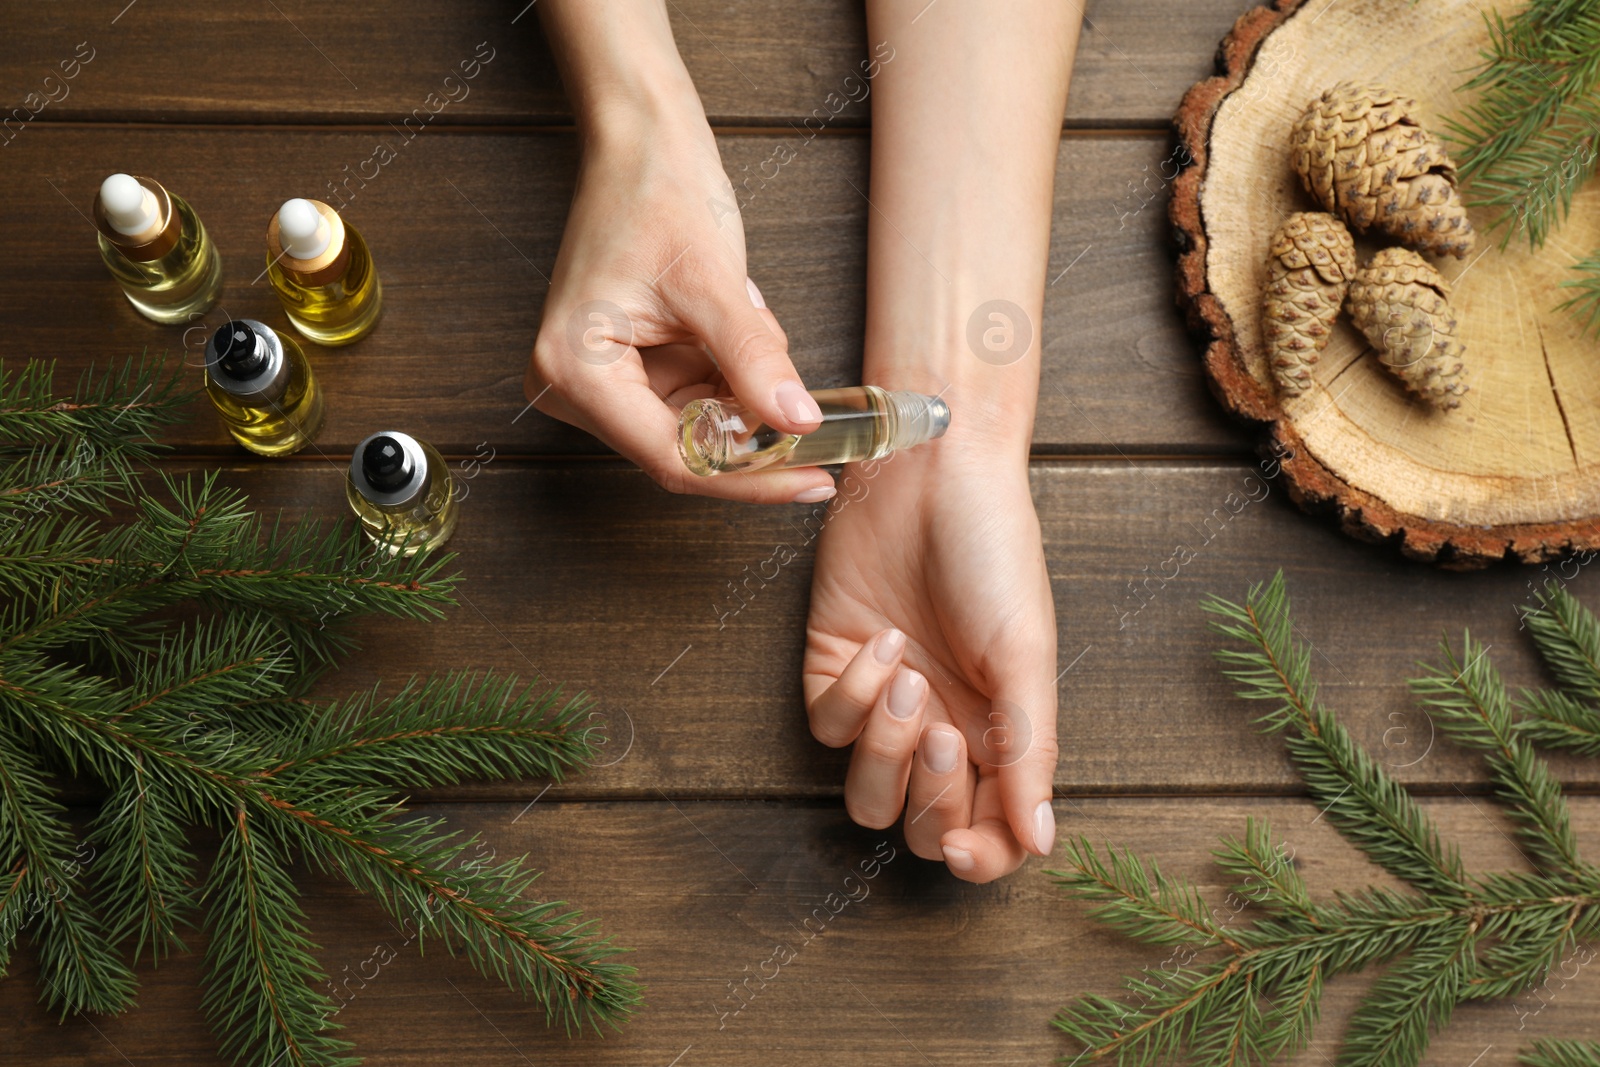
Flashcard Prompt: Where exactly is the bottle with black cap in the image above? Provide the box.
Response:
[203,319,325,456]
[346,431,457,556]
[94,172,222,323]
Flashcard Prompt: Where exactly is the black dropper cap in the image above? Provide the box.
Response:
[211,322,267,379]
[362,435,413,492]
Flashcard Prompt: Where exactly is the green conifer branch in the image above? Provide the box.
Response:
[0,730,137,1017]
[1443,0,1600,246]
[1203,575,1469,899]
[1516,689,1600,757]
[0,355,640,1064]
[1522,1039,1600,1067]
[1553,250,1600,338]
[201,805,357,1067]
[1411,634,1589,878]
[1052,573,1600,1067]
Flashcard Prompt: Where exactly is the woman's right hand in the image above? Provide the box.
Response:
[524,29,835,504]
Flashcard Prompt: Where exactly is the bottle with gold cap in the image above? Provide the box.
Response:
[94,173,223,324]
[266,198,382,346]
[346,431,458,556]
[203,319,325,456]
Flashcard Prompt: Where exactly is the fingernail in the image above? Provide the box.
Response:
[792,485,836,504]
[922,726,959,775]
[745,276,766,309]
[887,667,925,720]
[776,380,823,424]
[1033,799,1056,855]
[873,628,905,664]
[942,845,975,872]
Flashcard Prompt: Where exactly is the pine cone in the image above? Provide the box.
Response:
[1290,82,1475,258]
[1345,247,1469,409]
[1262,212,1357,397]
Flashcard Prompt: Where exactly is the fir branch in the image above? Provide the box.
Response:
[1211,817,1314,923]
[0,354,637,1062]
[1443,0,1600,247]
[201,806,356,1067]
[1336,925,1475,1067]
[1515,689,1600,757]
[1202,575,1468,899]
[1553,249,1600,337]
[1411,634,1589,879]
[267,788,639,1032]
[1522,585,1600,698]
[1055,835,1241,951]
[1055,573,1600,1067]
[264,673,599,792]
[0,356,188,454]
[1521,1039,1600,1067]
[0,730,136,1017]
[89,767,197,965]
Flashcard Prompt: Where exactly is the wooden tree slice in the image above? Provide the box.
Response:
[1172,0,1600,568]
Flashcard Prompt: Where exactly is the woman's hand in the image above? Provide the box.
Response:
[802,439,1059,882]
[527,0,836,505]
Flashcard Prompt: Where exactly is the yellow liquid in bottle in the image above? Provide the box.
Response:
[205,331,325,457]
[346,440,458,557]
[97,194,223,324]
[681,386,914,475]
[267,222,382,346]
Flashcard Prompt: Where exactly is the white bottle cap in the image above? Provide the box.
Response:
[100,173,160,235]
[277,198,331,260]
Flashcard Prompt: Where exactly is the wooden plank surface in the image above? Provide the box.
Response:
[1,127,1239,457]
[106,460,1597,800]
[0,1,1249,127]
[5,798,1597,1066]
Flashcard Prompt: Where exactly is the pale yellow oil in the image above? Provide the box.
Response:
[205,331,325,457]
[346,441,458,557]
[267,221,382,346]
[681,387,888,475]
[97,194,223,324]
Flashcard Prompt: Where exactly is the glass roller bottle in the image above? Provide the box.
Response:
[677,385,950,476]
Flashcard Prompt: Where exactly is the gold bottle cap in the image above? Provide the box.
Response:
[266,198,350,287]
[93,175,181,262]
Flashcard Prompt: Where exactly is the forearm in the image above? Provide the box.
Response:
[538,0,706,138]
[861,0,1079,459]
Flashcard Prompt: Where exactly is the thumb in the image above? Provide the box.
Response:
[674,275,822,436]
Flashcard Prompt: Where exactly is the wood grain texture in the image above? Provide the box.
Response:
[5,798,1598,1066]
[102,460,1600,801]
[1,126,1240,456]
[0,0,1249,127]
[1173,0,1600,566]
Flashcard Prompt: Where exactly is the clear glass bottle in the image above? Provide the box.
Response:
[346,431,457,557]
[95,173,223,324]
[266,198,382,346]
[678,385,950,476]
[203,319,325,457]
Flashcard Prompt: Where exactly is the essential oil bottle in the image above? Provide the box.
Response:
[266,198,382,346]
[94,173,223,324]
[203,319,325,456]
[677,385,951,476]
[346,431,458,556]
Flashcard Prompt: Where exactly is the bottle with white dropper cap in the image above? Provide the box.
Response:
[266,197,382,346]
[93,173,223,324]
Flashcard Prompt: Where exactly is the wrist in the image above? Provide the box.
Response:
[862,306,1040,463]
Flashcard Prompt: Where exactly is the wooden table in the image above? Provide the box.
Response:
[4,3,1597,1063]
